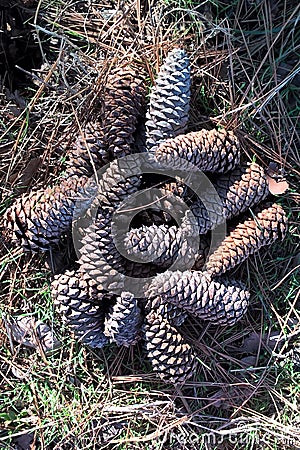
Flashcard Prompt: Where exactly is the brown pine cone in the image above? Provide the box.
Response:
[78,205,126,273]
[3,175,91,251]
[101,66,146,159]
[52,270,109,348]
[96,157,141,207]
[105,292,141,347]
[77,223,125,293]
[205,203,288,277]
[155,128,240,173]
[145,48,190,150]
[76,157,143,278]
[191,163,269,233]
[147,270,250,326]
[65,122,110,177]
[77,211,159,296]
[144,305,197,383]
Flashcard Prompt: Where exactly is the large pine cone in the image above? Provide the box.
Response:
[144,305,197,383]
[191,163,269,233]
[147,270,250,326]
[101,66,146,159]
[155,128,240,173]
[52,270,109,348]
[145,48,190,150]
[205,203,288,276]
[75,157,153,279]
[123,220,199,270]
[3,175,91,251]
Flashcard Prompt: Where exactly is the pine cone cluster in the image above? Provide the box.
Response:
[2,49,288,383]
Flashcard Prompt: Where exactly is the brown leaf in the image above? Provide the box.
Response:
[239,332,261,353]
[267,175,289,195]
[9,157,42,193]
[239,356,257,367]
[8,316,61,353]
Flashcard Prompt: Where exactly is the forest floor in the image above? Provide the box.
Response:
[0,1,299,449]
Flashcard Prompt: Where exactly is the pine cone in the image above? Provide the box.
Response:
[147,270,250,326]
[155,128,240,173]
[76,156,143,276]
[52,270,109,348]
[191,163,269,233]
[78,205,126,273]
[77,209,159,295]
[3,175,91,251]
[74,155,142,266]
[77,220,126,293]
[105,292,141,346]
[96,158,141,207]
[145,48,190,150]
[123,221,199,270]
[65,122,110,177]
[124,224,181,266]
[101,66,146,159]
[205,203,288,277]
[144,305,197,382]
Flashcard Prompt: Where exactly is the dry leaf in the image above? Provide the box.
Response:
[9,157,42,192]
[8,316,61,353]
[12,432,34,450]
[239,356,257,368]
[267,175,289,195]
[266,162,289,195]
[239,332,261,353]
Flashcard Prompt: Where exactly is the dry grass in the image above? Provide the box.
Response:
[0,0,300,449]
